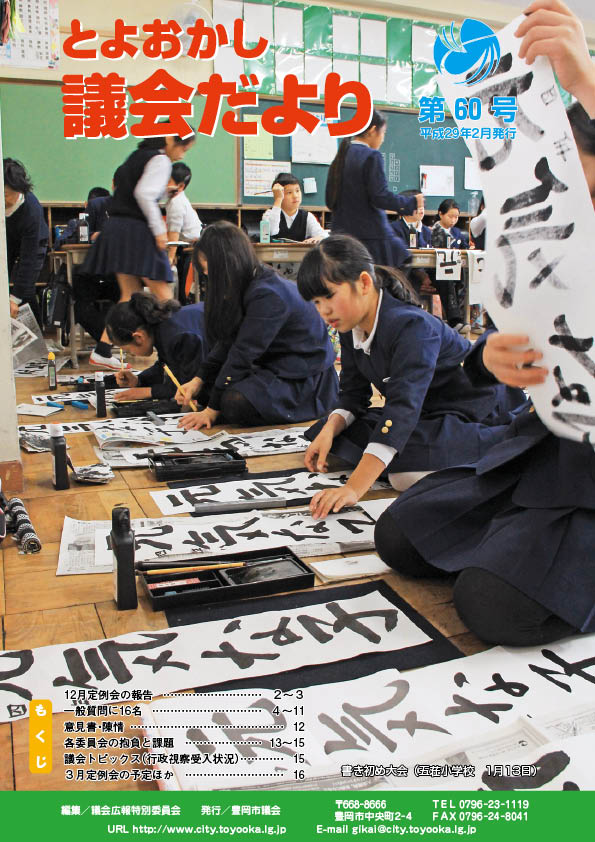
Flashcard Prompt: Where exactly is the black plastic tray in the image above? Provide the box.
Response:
[148,449,247,482]
[139,547,313,610]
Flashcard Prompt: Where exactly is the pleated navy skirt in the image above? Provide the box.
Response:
[383,408,595,632]
[83,216,173,282]
[233,365,339,424]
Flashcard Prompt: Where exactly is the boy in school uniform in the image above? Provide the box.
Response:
[261,172,327,243]
[391,201,432,249]
[165,162,202,265]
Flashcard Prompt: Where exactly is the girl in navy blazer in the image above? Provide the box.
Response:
[175,221,339,429]
[4,158,48,325]
[297,235,525,519]
[374,3,595,648]
[104,292,208,401]
[431,199,470,334]
[326,111,423,268]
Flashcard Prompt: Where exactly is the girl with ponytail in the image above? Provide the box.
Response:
[106,292,207,401]
[297,235,526,517]
[326,110,424,268]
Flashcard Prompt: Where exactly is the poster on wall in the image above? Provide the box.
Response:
[0,0,59,69]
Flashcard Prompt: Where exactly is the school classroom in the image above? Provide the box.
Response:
[1,0,595,795]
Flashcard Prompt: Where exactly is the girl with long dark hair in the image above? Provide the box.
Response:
[175,221,339,428]
[297,235,526,518]
[105,292,207,401]
[326,111,423,267]
[374,0,595,647]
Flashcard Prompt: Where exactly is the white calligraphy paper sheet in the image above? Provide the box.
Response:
[0,591,429,723]
[438,17,595,444]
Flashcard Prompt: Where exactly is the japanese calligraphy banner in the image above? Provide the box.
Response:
[93,501,392,567]
[0,587,431,723]
[438,17,595,444]
[140,633,595,790]
[150,470,390,516]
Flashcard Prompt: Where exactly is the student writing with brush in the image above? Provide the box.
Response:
[174,222,339,428]
[105,292,208,402]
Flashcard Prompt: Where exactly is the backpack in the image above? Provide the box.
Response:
[41,263,72,346]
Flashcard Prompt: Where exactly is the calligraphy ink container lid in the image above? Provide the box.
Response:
[139,547,313,611]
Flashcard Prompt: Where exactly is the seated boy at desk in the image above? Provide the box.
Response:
[165,162,202,265]
[261,172,328,244]
[391,190,432,248]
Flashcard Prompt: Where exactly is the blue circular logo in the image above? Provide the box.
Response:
[434,18,500,85]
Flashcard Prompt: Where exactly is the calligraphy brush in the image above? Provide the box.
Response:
[139,561,247,576]
[163,364,198,412]
[136,554,291,572]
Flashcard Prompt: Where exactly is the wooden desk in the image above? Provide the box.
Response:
[254,242,313,263]
[50,244,92,369]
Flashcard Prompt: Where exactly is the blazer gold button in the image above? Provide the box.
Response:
[385,419,393,427]
[381,426,389,434]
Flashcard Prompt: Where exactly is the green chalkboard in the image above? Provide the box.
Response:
[241,102,477,211]
[0,83,238,205]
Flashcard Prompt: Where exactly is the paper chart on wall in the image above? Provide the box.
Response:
[419,165,454,196]
[244,160,291,197]
[438,16,595,444]
[291,122,337,166]
[94,500,394,568]
[0,0,60,69]
[0,589,430,722]
[150,470,390,515]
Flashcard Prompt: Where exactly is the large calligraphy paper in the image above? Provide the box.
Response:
[30,389,126,406]
[93,501,393,567]
[438,17,595,444]
[150,470,390,515]
[139,632,595,790]
[57,515,191,575]
[0,589,430,723]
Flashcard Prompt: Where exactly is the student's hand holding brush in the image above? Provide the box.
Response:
[174,376,203,408]
[115,370,139,387]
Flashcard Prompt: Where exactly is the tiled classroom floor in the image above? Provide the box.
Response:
[1,356,487,791]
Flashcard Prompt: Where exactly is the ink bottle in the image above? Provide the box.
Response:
[95,371,107,418]
[111,506,138,611]
[48,352,57,390]
[49,423,70,490]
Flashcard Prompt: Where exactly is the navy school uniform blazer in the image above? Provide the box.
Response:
[391,217,432,249]
[430,221,469,250]
[198,265,336,411]
[330,144,416,260]
[337,292,511,456]
[5,191,49,300]
[137,303,208,399]
[87,195,110,236]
